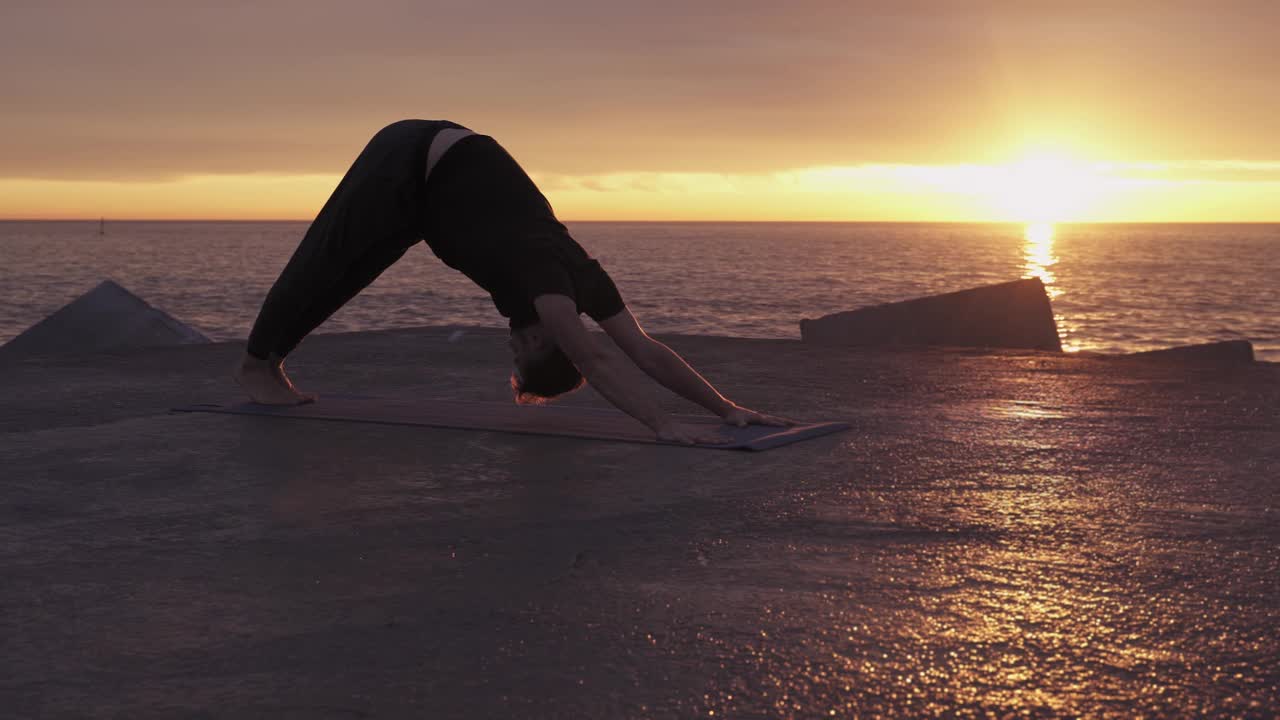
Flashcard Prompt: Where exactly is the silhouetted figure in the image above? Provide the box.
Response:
[236,120,786,443]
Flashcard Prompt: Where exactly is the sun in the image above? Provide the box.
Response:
[990,149,1103,224]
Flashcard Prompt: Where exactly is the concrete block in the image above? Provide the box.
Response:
[1122,340,1254,365]
[1,279,210,356]
[800,277,1061,351]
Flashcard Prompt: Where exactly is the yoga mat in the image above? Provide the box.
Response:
[172,394,850,451]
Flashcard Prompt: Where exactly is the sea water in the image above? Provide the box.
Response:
[1,221,1276,360]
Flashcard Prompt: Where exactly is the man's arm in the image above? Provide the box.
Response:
[533,295,725,444]
[597,307,791,427]
[597,308,731,416]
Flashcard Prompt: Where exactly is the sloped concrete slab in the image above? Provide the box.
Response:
[801,277,1061,351]
[1122,339,1255,365]
[0,279,209,356]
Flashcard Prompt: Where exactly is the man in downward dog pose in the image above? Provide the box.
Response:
[235,119,788,444]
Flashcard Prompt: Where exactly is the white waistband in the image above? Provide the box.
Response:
[425,128,477,183]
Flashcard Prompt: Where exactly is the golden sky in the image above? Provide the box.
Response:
[2,1,1277,221]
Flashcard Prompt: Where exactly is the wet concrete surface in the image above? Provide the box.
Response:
[2,326,1277,718]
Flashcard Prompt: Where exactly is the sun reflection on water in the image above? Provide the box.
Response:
[1022,223,1060,298]
[1022,222,1078,351]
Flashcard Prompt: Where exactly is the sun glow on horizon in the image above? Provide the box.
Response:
[989,148,1105,224]
[2,145,1278,221]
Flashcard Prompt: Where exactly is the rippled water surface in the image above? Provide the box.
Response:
[2,221,1277,359]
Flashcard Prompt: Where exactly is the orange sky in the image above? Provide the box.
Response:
[2,1,1277,221]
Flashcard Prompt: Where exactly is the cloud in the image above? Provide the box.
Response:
[537,159,1280,197]
[5,156,1278,221]
[2,0,1279,183]
[529,160,1280,221]
[1097,161,1280,184]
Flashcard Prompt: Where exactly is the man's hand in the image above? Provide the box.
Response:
[720,404,794,428]
[655,406,794,445]
[655,421,730,446]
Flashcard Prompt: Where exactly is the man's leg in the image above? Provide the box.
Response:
[234,239,412,405]
[236,120,435,404]
[239,173,417,404]
[270,240,412,358]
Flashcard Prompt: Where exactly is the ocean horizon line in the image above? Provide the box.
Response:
[2,218,1279,226]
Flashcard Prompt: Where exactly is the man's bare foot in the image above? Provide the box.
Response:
[233,353,317,405]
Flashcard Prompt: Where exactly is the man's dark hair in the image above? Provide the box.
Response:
[511,344,586,404]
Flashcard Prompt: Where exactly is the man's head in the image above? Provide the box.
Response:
[509,324,585,404]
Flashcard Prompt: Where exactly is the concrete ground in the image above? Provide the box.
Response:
[2,326,1277,718]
